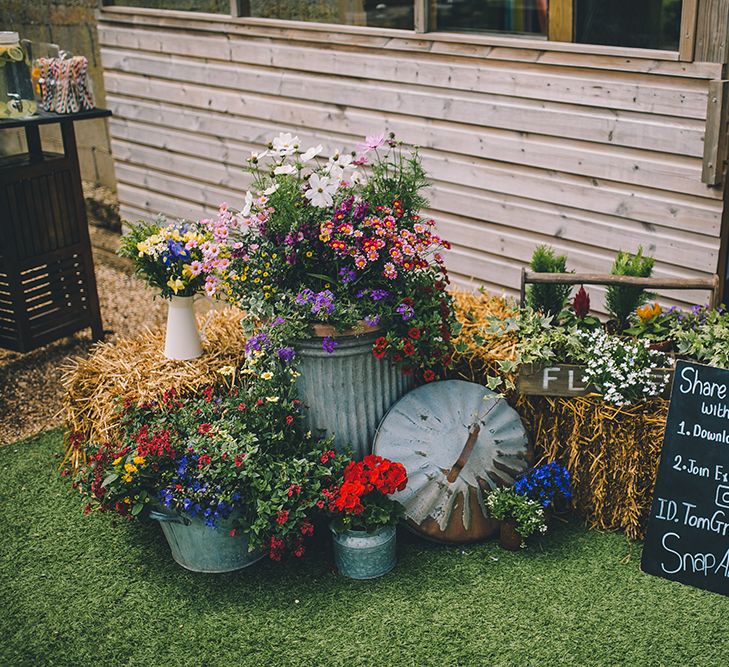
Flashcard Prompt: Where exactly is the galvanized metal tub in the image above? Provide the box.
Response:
[331,524,397,579]
[295,331,412,459]
[150,510,264,573]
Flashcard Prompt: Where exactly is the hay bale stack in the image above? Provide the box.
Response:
[61,308,248,469]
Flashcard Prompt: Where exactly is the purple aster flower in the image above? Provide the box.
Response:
[370,289,390,302]
[277,346,296,363]
[339,267,356,284]
[396,303,415,321]
[322,336,338,354]
[271,316,286,327]
[364,314,381,327]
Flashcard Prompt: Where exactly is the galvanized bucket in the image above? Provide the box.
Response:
[331,524,397,579]
[295,331,412,459]
[150,510,264,573]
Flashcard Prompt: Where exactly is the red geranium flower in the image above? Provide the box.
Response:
[423,369,436,382]
[408,327,421,340]
[402,341,415,356]
[286,415,294,425]
[198,423,212,434]
[276,510,289,525]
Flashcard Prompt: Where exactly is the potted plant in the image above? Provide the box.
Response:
[484,487,547,550]
[72,352,341,572]
[118,209,233,360]
[218,132,459,457]
[326,454,407,579]
[513,462,572,524]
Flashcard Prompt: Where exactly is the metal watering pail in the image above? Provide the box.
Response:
[295,331,412,459]
[150,510,264,573]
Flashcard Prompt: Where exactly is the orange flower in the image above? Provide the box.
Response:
[636,302,662,323]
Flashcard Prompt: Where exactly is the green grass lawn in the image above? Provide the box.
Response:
[2,431,729,667]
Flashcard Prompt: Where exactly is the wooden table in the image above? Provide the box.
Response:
[0,109,110,352]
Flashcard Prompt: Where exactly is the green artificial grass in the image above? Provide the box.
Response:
[2,431,729,667]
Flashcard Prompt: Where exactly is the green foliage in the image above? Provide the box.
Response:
[526,245,572,317]
[674,307,729,368]
[605,247,655,328]
[484,487,547,541]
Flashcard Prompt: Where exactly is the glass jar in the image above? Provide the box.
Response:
[0,31,36,119]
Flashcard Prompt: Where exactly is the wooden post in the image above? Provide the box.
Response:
[695,0,729,63]
[414,0,432,33]
[230,0,250,18]
[702,80,729,185]
[548,0,573,42]
[679,0,699,62]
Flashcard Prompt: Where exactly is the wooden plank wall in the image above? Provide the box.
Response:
[97,10,727,307]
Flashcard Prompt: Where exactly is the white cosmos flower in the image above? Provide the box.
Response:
[249,150,268,162]
[263,183,280,196]
[272,132,299,156]
[305,173,337,208]
[328,151,353,169]
[241,191,253,216]
[273,163,297,175]
[301,144,323,162]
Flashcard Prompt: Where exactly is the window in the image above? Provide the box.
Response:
[435,0,548,36]
[109,0,229,11]
[575,0,683,51]
[249,1,414,29]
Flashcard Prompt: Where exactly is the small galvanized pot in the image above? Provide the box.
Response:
[150,510,264,573]
[331,524,397,579]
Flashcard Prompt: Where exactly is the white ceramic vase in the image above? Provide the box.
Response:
[164,295,203,360]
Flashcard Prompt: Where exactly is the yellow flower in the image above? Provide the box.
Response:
[253,277,261,284]
[266,396,280,403]
[112,457,122,466]
[133,456,146,466]
[218,366,235,376]
[272,253,278,259]
[182,264,195,279]
[260,371,274,380]
[123,497,131,504]
[240,368,255,375]
[124,463,138,474]
[122,474,133,483]
[637,302,662,323]
[306,251,313,258]
[167,277,186,294]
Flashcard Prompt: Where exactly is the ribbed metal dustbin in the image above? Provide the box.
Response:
[150,510,264,573]
[295,331,412,459]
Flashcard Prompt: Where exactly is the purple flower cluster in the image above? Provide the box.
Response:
[339,267,357,284]
[296,288,335,317]
[277,346,296,363]
[322,336,338,354]
[370,289,390,302]
[245,332,272,355]
[396,302,414,321]
[364,314,381,328]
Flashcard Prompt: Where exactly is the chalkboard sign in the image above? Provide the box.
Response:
[642,360,729,596]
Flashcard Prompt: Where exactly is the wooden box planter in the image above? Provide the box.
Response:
[516,363,674,399]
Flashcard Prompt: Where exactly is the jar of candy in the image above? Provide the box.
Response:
[0,31,36,119]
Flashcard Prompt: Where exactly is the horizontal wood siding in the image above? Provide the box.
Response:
[98,11,726,307]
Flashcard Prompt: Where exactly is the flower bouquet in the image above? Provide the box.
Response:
[72,351,342,570]
[485,487,547,550]
[118,211,235,359]
[326,454,408,579]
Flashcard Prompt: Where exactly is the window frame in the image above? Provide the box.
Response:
[98,0,704,63]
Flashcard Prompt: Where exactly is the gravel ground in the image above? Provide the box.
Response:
[0,258,168,446]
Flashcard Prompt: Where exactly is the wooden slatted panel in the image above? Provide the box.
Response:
[97,13,726,308]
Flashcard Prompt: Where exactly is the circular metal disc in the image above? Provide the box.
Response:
[373,379,531,543]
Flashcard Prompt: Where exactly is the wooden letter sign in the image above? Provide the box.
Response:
[642,360,729,596]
